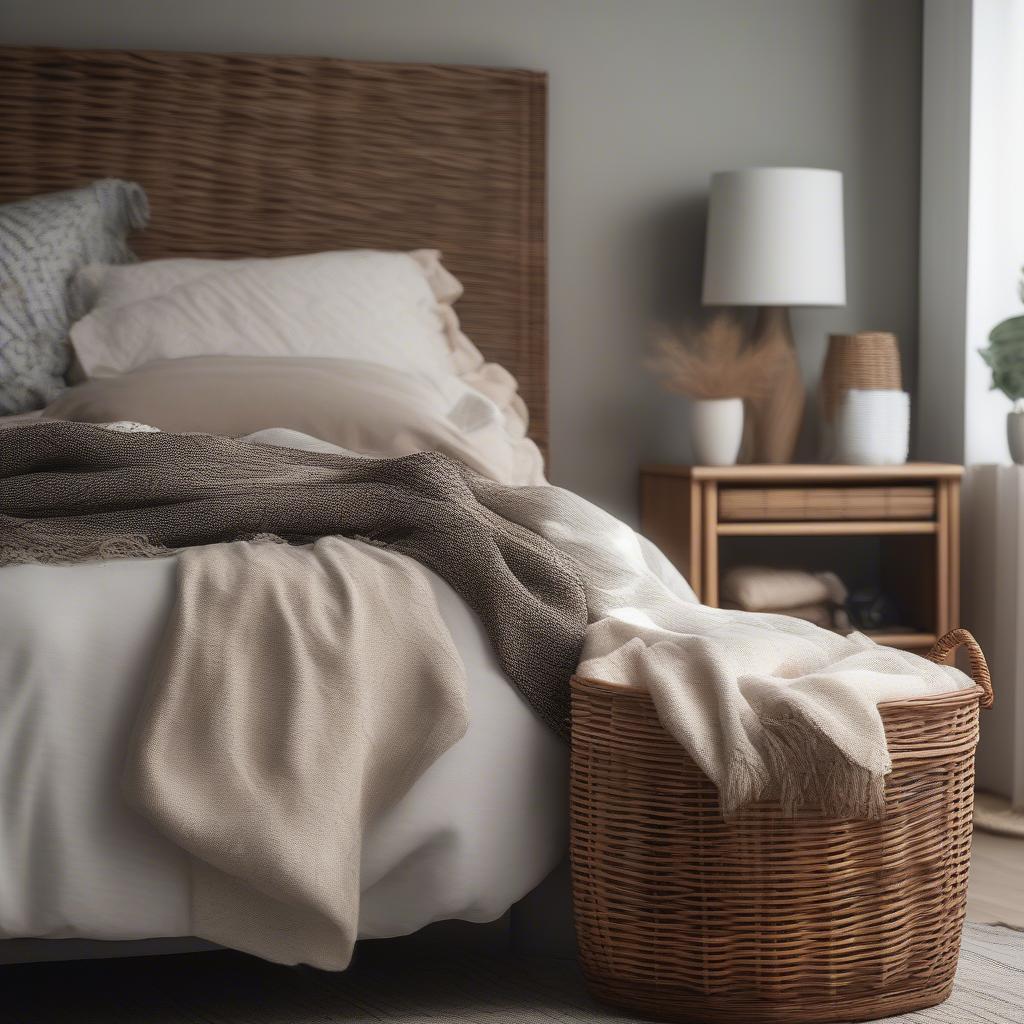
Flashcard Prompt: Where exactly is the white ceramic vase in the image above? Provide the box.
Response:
[835,389,910,465]
[690,397,743,466]
[1008,410,1024,465]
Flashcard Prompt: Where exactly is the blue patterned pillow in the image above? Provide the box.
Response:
[0,179,148,414]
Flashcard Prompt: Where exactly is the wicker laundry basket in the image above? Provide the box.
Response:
[570,629,992,1024]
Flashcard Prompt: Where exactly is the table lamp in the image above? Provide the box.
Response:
[702,167,846,463]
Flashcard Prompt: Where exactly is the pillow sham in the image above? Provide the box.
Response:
[0,179,148,414]
[70,248,533,443]
[411,250,532,441]
[43,355,546,487]
[71,250,455,381]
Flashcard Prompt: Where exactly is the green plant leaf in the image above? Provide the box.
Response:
[981,282,1024,400]
[989,314,1024,343]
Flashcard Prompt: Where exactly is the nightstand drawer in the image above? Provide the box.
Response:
[718,485,936,522]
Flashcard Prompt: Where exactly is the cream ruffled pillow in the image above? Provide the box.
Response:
[46,356,545,487]
[70,248,533,452]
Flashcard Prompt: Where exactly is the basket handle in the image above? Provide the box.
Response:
[925,628,994,709]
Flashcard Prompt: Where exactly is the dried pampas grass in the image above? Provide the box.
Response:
[647,314,778,400]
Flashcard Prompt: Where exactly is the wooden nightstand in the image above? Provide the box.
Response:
[640,463,964,652]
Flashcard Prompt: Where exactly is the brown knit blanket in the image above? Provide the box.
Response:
[0,420,586,736]
[2,420,969,835]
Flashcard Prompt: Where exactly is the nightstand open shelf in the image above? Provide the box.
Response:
[640,463,964,651]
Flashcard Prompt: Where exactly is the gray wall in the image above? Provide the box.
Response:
[1,0,924,522]
[917,0,972,464]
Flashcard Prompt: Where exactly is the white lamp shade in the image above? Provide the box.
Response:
[702,167,846,307]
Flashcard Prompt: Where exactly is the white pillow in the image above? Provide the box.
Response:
[70,250,456,380]
[70,256,262,317]
[70,248,533,442]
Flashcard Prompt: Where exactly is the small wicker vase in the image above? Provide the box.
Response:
[570,629,992,1024]
[821,332,902,425]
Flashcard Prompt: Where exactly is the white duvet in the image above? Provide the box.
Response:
[0,419,695,946]
[0,552,569,942]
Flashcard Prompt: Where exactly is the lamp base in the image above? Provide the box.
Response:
[746,306,804,463]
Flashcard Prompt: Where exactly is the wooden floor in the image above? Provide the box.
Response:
[968,829,1024,928]
[1,926,1021,1024]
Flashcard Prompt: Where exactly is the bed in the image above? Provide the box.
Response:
[0,43,974,982]
[0,45,563,963]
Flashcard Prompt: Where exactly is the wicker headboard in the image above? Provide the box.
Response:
[0,47,548,453]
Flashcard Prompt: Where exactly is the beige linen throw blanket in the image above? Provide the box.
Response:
[132,537,468,969]
[0,424,971,944]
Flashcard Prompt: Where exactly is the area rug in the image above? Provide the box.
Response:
[0,924,1019,1023]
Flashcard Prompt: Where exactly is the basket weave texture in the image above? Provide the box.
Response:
[718,485,935,522]
[570,629,992,1024]
[821,332,903,424]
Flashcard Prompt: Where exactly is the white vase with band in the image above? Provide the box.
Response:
[835,389,910,465]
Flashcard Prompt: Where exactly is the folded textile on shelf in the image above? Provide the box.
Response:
[722,565,848,613]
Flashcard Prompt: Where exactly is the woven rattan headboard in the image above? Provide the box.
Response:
[0,47,548,452]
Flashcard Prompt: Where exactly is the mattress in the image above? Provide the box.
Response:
[0,551,568,942]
